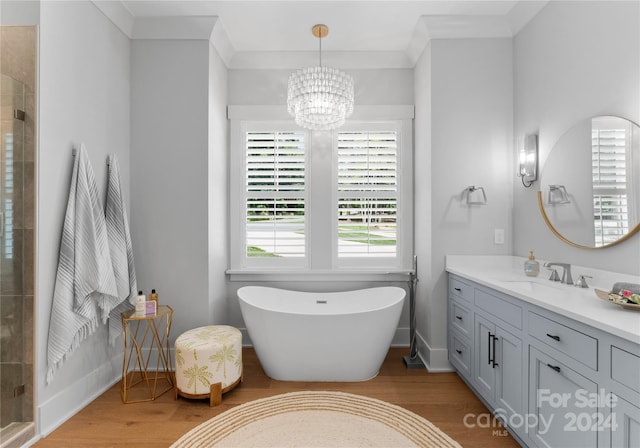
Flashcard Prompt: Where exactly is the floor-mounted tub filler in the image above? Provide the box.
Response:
[237,286,405,381]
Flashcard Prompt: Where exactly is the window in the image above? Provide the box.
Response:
[245,130,306,259]
[336,130,398,259]
[229,107,413,274]
[592,119,629,247]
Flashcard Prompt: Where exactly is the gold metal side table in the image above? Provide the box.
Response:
[121,305,174,403]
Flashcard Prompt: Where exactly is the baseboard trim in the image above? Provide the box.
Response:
[38,354,121,437]
[416,331,454,372]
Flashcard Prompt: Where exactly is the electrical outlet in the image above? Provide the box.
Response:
[494,228,504,245]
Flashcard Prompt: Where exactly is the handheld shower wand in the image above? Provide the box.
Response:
[403,255,425,368]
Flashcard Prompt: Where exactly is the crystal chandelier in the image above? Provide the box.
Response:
[287,24,354,130]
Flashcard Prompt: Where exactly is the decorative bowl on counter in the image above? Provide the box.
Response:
[595,287,640,311]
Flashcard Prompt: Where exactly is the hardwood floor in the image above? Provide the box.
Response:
[34,348,520,447]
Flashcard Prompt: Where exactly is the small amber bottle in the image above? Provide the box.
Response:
[149,289,159,303]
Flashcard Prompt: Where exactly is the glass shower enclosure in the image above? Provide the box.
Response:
[0,25,36,448]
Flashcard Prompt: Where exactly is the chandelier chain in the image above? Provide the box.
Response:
[319,27,322,67]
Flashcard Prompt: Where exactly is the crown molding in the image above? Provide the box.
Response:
[210,19,235,67]
[92,0,546,70]
[91,0,135,37]
[422,14,514,40]
[92,1,234,67]
[508,0,549,35]
[406,0,547,68]
[407,14,514,66]
[229,50,413,70]
[132,16,234,66]
[132,16,217,40]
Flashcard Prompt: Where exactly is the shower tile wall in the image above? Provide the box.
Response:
[0,25,36,429]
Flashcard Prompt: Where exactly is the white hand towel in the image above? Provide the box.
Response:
[46,144,118,384]
[105,154,137,345]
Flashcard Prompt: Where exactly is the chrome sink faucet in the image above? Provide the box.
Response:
[543,262,573,285]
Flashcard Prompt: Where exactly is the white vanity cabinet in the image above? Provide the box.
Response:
[447,271,640,448]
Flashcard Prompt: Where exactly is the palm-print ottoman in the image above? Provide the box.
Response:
[174,325,242,406]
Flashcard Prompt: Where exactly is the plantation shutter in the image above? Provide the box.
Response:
[592,125,628,246]
[337,131,397,258]
[245,131,306,258]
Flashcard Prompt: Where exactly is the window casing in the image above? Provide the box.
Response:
[229,108,413,274]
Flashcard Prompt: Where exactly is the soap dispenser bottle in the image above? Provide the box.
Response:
[524,251,540,277]
[135,290,146,317]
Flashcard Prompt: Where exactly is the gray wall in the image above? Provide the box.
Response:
[414,38,514,369]
[130,39,223,341]
[513,0,640,274]
[208,40,230,327]
[37,0,130,435]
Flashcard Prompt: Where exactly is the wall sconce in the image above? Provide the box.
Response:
[518,134,538,188]
[548,184,570,204]
[464,186,488,205]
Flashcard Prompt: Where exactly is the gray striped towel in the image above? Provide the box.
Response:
[46,144,118,384]
[105,154,137,345]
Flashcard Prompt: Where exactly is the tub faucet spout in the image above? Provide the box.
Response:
[543,262,573,285]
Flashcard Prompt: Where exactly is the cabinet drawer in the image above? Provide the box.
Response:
[449,276,473,303]
[529,312,598,370]
[450,298,472,338]
[450,331,471,379]
[474,288,522,329]
[611,346,640,393]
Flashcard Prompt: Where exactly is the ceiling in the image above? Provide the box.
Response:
[108,0,549,68]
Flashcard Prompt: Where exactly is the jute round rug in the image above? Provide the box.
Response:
[171,391,462,447]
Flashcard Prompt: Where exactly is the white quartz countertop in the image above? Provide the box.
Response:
[445,255,640,345]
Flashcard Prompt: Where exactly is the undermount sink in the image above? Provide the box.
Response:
[500,280,564,293]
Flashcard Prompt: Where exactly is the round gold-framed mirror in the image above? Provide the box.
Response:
[538,116,640,249]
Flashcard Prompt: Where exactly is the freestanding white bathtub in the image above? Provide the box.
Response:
[237,285,405,382]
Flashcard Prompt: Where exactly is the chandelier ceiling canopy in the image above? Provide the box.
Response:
[287,24,354,131]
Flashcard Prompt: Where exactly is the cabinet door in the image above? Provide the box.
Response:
[611,395,640,448]
[474,314,496,402]
[529,346,598,448]
[496,326,523,420]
